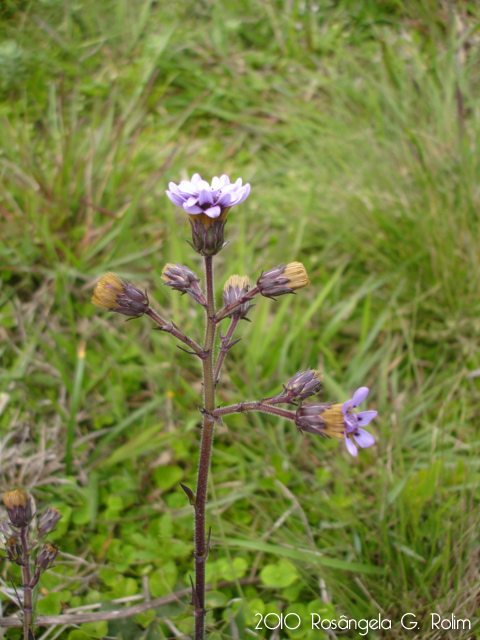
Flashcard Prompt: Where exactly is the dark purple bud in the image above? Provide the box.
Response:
[35,542,59,571]
[37,507,63,537]
[6,535,23,565]
[281,368,323,403]
[161,263,207,306]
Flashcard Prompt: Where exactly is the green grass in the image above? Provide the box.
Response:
[1,0,480,638]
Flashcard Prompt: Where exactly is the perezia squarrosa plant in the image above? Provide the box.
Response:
[92,173,377,639]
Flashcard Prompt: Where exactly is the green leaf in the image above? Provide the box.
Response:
[260,559,299,587]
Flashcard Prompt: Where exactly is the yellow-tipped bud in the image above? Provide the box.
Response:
[3,488,33,527]
[283,262,309,291]
[92,273,149,318]
[222,275,252,319]
[257,262,309,298]
[161,264,178,283]
[92,272,124,309]
[223,275,250,292]
[318,404,346,439]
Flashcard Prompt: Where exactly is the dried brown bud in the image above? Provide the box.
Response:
[35,542,59,571]
[92,273,149,317]
[37,507,63,537]
[3,489,33,528]
[222,275,252,319]
[257,262,309,298]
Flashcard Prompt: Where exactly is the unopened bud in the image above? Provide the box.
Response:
[92,273,149,317]
[3,489,33,528]
[35,542,59,571]
[161,263,207,306]
[282,368,323,403]
[257,262,309,298]
[222,275,252,319]
[37,507,62,537]
[5,535,23,565]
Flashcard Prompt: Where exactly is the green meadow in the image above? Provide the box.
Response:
[1,0,479,638]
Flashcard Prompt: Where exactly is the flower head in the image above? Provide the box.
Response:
[92,273,149,318]
[257,262,309,298]
[166,173,250,221]
[222,275,252,320]
[166,173,251,256]
[35,542,59,571]
[295,387,376,457]
[37,507,63,537]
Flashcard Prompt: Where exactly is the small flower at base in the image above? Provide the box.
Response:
[295,387,377,457]
[278,368,323,403]
[3,489,33,528]
[92,272,149,318]
[257,262,309,298]
[166,173,250,256]
[161,263,207,307]
[37,507,62,537]
[35,542,59,571]
[222,275,252,319]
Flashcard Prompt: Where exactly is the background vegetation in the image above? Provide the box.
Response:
[1,0,479,638]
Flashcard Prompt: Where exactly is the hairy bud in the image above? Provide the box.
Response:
[92,273,149,317]
[37,507,63,537]
[257,262,309,298]
[35,543,59,571]
[222,275,252,319]
[161,263,207,306]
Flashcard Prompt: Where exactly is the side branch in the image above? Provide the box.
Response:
[211,402,296,422]
[146,308,203,355]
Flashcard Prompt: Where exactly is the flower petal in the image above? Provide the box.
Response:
[344,434,358,456]
[343,412,357,433]
[357,410,377,427]
[353,428,375,449]
[198,190,214,206]
[204,205,222,218]
[351,386,369,407]
[166,190,186,206]
[183,202,203,214]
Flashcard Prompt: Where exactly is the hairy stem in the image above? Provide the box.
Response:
[146,307,203,355]
[211,401,297,422]
[194,255,217,639]
[20,527,33,640]
[213,316,240,384]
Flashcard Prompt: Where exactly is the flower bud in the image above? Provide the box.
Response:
[161,263,207,306]
[3,488,33,528]
[5,535,23,565]
[295,403,331,435]
[222,275,252,319]
[35,542,59,571]
[37,507,62,537]
[92,273,149,317]
[282,368,323,403]
[257,262,309,298]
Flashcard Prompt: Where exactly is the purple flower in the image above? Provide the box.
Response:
[341,387,377,456]
[166,173,250,219]
[294,386,377,457]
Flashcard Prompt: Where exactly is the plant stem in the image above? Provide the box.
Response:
[194,255,217,640]
[211,402,297,422]
[146,307,203,355]
[213,316,239,384]
[20,527,33,640]
[214,285,259,322]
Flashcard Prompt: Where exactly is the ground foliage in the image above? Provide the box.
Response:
[1,0,480,638]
